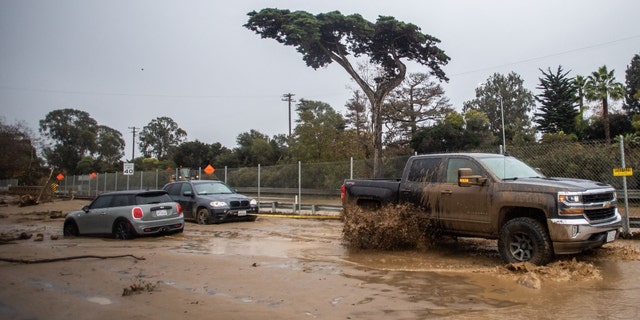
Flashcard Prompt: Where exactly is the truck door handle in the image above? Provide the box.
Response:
[441,190,452,195]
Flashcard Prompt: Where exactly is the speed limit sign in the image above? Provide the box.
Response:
[123,163,134,175]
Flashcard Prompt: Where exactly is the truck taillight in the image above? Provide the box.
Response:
[132,207,144,219]
[340,185,346,200]
[176,203,183,215]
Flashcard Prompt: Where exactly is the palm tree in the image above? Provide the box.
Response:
[584,66,625,143]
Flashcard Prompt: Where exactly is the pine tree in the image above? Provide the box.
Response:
[623,54,640,115]
[534,66,579,134]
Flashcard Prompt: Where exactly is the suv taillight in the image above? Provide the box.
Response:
[176,203,183,215]
[132,207,144,219]
[340,185,346,200]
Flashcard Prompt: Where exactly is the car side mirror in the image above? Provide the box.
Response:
[458,168,487,187]
[82,205,90,213]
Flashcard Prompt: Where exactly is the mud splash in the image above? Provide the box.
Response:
[342,204,437,250]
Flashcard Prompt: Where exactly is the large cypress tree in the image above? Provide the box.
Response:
[534,66,579,134]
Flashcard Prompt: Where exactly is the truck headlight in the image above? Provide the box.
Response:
[558,192,581,203]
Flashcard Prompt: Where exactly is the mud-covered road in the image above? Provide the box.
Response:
[1,199,640,319]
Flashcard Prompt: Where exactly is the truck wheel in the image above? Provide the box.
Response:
[197,208,209,225]
[498,217,553,265]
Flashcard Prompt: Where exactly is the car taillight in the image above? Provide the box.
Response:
[176,203,183,215]
[132,207,144,219]
[340,185,346,200]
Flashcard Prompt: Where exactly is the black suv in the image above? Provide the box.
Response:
[163,180,258,224]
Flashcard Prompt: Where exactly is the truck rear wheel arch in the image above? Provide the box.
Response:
[355,199,382,210]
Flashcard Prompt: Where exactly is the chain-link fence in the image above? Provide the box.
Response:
[53,138,640,207]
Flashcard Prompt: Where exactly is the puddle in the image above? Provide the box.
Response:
[86,296,112,305]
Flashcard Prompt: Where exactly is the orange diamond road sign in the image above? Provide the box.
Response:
[204,164,215,175]
[56,173,65,181]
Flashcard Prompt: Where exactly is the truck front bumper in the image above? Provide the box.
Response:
[547,209,622,255]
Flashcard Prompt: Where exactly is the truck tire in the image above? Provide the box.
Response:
[498,217,553,265]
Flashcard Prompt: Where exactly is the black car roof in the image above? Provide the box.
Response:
[98,189,168,196]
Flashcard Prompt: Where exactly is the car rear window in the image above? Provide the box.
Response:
[135,192,173,205]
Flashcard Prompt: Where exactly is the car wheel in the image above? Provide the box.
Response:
[498,217,553,265]
[63,220,79,237]
[196,208,209,225]
[113,220,135,240]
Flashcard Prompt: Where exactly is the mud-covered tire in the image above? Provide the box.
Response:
[196,208,209,225]
[63,220,79,237]
[498,217,553,265]
[113,220,135,240]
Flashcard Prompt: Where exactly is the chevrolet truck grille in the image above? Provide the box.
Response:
[583,192,615,202]
[585,207,616,221]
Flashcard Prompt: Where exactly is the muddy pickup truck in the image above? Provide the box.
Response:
[341,153,622,265]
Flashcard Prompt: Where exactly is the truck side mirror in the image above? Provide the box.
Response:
[458,168,487,187]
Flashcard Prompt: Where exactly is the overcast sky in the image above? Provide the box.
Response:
[1,0,639,160]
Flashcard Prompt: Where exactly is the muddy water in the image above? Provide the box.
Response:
[178,218,640,319]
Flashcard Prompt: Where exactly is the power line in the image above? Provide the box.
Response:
[450,34,640,77]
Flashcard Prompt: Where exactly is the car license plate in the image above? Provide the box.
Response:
[606,230,616,242]
[155,209,168,217]
[238,210,246,216]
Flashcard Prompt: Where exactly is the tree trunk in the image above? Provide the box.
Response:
[371,99,384,178]
[602,98,610,143]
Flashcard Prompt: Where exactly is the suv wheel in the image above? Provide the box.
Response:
[197,208,209,225]
[498,217,553,265]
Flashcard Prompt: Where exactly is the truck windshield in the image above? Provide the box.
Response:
[478,156,544,180]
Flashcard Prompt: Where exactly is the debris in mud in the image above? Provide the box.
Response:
[517,273,542,289]
[501,257,602,287]
[341,204,439,250]
[593,245,640,261]
[18,194,38,207]
[122,279,158,296]
[0,231,33,243]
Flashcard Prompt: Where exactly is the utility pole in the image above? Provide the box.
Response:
[282,93,295,137]
[128,126,138,162]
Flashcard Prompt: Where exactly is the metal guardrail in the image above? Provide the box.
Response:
[259,201,342,215]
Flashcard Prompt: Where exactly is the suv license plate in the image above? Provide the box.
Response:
[606,230,616,242]
[238,210,247,216]
[155,210,168,217]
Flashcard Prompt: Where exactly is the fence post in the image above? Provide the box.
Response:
[257,164,261,211]
[298,161,302,214]
[140,171,144,189]
[224,166,228,184]
[115,172,118,191]
[620,135,631,235]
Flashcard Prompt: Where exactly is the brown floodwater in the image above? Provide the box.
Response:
[172,218,640,319]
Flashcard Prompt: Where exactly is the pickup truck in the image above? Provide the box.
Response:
[341,153,622,265]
